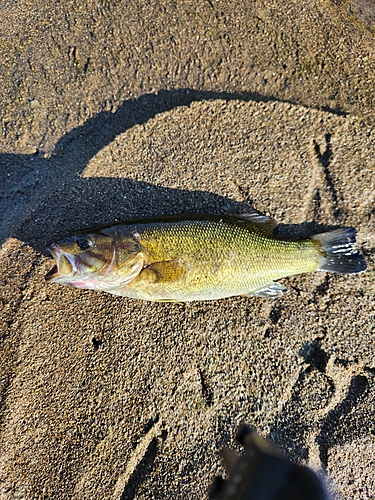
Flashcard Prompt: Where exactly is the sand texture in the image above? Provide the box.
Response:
[1,1,375,499]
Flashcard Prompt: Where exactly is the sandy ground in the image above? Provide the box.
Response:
[1,1,375,499]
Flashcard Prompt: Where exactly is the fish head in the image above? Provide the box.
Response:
[45,230,144,290]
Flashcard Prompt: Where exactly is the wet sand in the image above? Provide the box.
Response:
[1,1,375,498]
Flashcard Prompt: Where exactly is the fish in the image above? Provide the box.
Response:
[45,211,367,302]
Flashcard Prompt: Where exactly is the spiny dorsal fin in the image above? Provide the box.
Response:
[235,209,278,236]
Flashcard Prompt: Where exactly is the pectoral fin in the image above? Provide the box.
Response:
[246,282,286,298]
[139,260,187,283]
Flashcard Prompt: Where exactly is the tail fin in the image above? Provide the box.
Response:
[312,227,367,274]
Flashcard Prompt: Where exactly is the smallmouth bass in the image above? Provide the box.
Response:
[45,211,366,302]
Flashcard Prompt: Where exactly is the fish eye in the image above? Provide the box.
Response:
[76,236,93,250]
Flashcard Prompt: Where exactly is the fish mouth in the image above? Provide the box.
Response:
[45,263,59,280]
[45,244,75,281]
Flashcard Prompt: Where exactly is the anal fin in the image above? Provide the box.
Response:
[246,282,286,298]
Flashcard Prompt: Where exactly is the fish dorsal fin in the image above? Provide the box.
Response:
[139,260,187,283]
[235,209,278,236]
[246,281,286,298]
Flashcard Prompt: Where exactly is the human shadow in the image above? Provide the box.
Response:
[0,88,347,254]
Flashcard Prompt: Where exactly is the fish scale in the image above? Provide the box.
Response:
[127,217,320,301]
[45,212,366,302]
